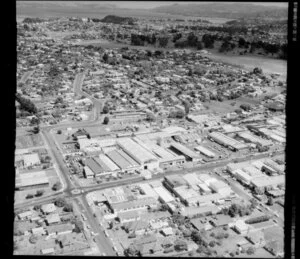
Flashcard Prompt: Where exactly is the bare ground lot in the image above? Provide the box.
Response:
[16,133,44,149]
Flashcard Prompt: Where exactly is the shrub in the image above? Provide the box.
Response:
[26,194,34,199]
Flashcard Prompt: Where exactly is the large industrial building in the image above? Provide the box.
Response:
[117,138,159,170]
[194,145,216,158]
[169,142,201,162]
[208,131,248,151]
[237,131,273,147]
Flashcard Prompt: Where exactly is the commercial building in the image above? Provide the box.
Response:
[117,210,141,224]
[237,131,272,147]
[41,203,56,214]
[109,197,158,214]
[251,175,285,191]
[46,223,73,236]
[181,205,219,218]
[106,149,140,173]
[15,171,49,190]
[117,138,159,170]
[18,210,33,220]
[209,180,233,197]
[98,154,120,173]
[169,142,201,162]
[194,145,216,158]
[234,220,250,235]
[235,169,253,185]
[153,186,175,203]
[138,183,159,199]
[182,173,201,190]
[208,132,248,151]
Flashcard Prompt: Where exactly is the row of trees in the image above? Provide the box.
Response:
[16,93,38,114]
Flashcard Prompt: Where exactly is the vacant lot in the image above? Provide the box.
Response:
[16,134,44,149]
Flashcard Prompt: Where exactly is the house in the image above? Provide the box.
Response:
[18,210,33,220]
[46,224,73,236]
[41,248,55,255]
[23,153,41,168]
[41,203,56,214]
[161,227,173,236]
[234,220,250,235]
[45,213,61,225]
[32,227,45,235]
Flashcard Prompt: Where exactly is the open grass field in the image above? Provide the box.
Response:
[15,134,44,149]
[204,51,287,80]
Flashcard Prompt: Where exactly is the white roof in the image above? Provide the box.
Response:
[182,173,201,186]
[23,153,40,166]
[195,145,216,158]
[98,154,120,171]
[16,171,49,188]
[153,186,174,203]
[117,138,157,164]
[41,203,56,213]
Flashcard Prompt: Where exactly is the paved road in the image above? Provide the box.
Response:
[76,196,116,256]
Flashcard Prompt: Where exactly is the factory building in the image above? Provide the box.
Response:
[152,186,175,204]
[263,159,284,175]
[98,154,120,174]
[133,138,185,169]
[169,142,201,162]
[109,197,158,214]
[117,138,159,170]
[105,149,140,173]
[251,175,285,191]
[209,180,233,197]
[237,131,273,147]
[194,145,216,158]
[208,132,248,151]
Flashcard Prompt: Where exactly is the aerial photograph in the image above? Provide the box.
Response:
[15,1,287,257]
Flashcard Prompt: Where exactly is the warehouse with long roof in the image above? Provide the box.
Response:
[208,131,248,151]
[117,138,159,170]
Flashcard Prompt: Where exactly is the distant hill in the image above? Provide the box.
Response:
[100,15,135,25]
[152,3,288,20]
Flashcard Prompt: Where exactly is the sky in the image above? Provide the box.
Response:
[101,1,288,9]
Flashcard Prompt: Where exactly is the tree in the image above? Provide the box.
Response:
[183,100,191,115]
[54,197,67,207]
[63,203,73,212]
[35,190,44,197]
[73,219,84,233]
[240,103,251,112]
[33,204,41,211]
[146,112,156,122]
[102,53,109,63]
[52,181,62,191]
[29,235,38,244]
[33,126,40,134]
[57,129,62,134]
[246,246,255,255]
[103,116,109,124]
[209,241,216,247]
[249,198,258,209]
[174,240,188,251]
[124,245,140,256]
[267,197,274,206]
[102,105,109,114]
[26,194,34,199]
[253,67,263,75]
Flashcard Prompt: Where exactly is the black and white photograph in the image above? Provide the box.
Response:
[13,1,294,257]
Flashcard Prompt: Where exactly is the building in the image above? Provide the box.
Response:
[181,205,220,218]
[41,203,56,214]
[15,171,49,190]
[117,138,159,170]
[18,210,33,220]
[32,227,45,235]
[106,149,140,173]
[117,210,141,224]
[151,186,174,204]
[97,154,120,174]
[41,248,55,255]
[209,180,233,197]
[194,145,216,158]
[110,197,158,214]
[251,175,285,191]
[234,220,250,235]
[23,153,41,168]
[45,213,61,225]
[169,142,201,162]
[208,132,248,151]
[138,183,159,199]
[237,131,272,147]
[46,224,73,236]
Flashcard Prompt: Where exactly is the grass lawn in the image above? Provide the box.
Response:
[16,133,44,149]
